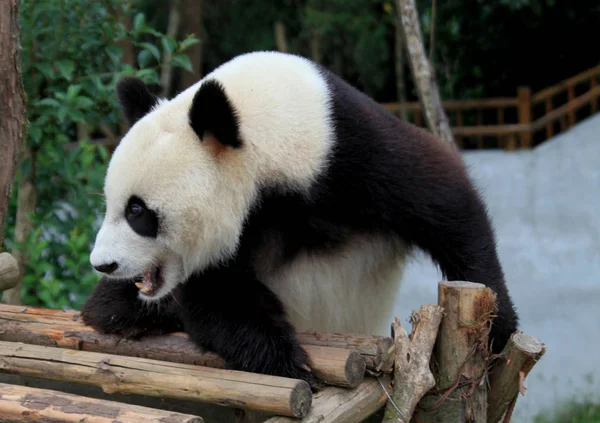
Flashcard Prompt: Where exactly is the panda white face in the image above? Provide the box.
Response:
[89,94,255,302]
[90,51,335,302]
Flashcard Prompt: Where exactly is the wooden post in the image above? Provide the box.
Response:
[415,281,497,423]
[517,87,532,148]
[381,305,444,423]
[0,252,19,291]
[590,76,598,114]
[567,83,576,127]
[487,332,546,423]
[476,109,483,149]
[545,97,554,138]
[0,382,204,423]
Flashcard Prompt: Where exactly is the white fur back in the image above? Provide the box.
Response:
[257,235,409,336]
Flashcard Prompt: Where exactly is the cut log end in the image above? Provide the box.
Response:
[0,252,20,292]
[344,350,367,388]
[290,380,313,418]
[512,331,546,355]
[439,280,486,289]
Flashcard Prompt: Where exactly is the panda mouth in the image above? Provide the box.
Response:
[134,266,164,297]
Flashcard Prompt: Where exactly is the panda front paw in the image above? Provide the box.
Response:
[81,277,143,337]
[81,276,182,339]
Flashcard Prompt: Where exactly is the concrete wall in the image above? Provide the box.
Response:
[393,113,600,421]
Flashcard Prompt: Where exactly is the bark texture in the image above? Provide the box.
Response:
[0,0,26,248]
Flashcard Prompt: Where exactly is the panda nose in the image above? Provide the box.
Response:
[94,262,119,274]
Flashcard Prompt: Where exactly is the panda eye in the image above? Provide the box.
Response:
[127,202,144,217]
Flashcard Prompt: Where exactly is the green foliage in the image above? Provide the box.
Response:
[3,0,197,309]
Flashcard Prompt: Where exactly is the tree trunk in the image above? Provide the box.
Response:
[274,21,288,53]
[160,0,182,97]
[2,147,36,305]
[0,0,26,248]
[181,0,204,89]
[395,0,455,147]
[310,28,321,64]
[394,18,408,121]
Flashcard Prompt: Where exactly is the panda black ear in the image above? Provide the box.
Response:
[188,79,242,148]
[116,77,159,126]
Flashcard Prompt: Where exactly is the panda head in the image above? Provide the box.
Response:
[89,75,256,301]
[90,52,334,302]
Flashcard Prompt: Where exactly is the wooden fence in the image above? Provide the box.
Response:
[381,64,600,150]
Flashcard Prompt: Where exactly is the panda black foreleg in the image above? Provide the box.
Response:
[174,268,317,389]
[81,276,183,338]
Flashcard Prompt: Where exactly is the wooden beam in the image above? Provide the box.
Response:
[0,304,367,388]
[0,382,204,423]
[532,64,600,104]
[264,376,390,423]
[0,341,313,418]
[530,85,600,132]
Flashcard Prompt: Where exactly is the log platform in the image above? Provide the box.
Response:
[0,280,546,423]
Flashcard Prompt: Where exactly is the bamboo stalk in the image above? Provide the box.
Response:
[0,304,371,385]
[0,382,204,423]
[0,341,312,418]
[487,331,546,423]
[265,376,390,423]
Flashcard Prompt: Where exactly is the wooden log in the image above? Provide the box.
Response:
[0,304,370,385]
[381,305,444,423]
[0,382,204,422]
[0,341,312,418]
[295,331,394,373]
[0,252,19,292]
[303,345,365,389]
[415,281,497,423]
[265,376,390,423]
[487,331,546,423]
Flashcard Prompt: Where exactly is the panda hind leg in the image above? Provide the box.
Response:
[81,276,183,339]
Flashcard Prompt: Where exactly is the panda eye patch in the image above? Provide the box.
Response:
[125,195,159,238]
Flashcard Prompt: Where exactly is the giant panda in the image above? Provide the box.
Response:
[82,50,518,387]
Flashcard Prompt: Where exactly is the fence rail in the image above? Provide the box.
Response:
[383,64,600,150]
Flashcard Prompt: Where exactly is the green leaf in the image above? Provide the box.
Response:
[133,13,146,33]
[178,36,200,52]
[140,42,160,62]
[36,62,54,78]
[137,49,153,68]
[28,125,43,145]
[161,36,177,56]
[74,96,94,109]
[136,68,159,84]
[37,98,60,108]
[66,84,82,101]
[171,53,193,72]
[56,60,75,81]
